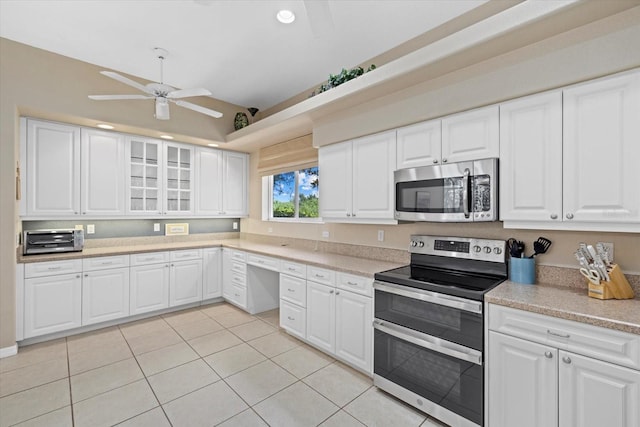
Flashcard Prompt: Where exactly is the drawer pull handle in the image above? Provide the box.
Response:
[143,257,156,261]
[287,316,295,321]
[346,281,358,286]
[547,330,570,339]
[257,260,264,264]
[315,274,324,278]
[562,356,572,364]
[47,266,61,270]
[287,288,295,292]
[544,351,553,359]
[235,293,240,297]
[101,261,113,265]
[288,267,297,271]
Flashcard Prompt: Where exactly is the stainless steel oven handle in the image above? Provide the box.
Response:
[462,168,470,219]
[373,281,482,314]
[373,319,482,365]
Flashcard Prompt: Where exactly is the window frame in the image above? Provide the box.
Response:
[263,167,322,223]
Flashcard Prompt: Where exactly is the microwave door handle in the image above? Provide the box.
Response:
[462,168,470,218]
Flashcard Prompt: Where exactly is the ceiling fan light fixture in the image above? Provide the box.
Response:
[96,123,114,129]
[277,9,295,24]
[155,98,170,120]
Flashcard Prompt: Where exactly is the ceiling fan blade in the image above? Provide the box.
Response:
[167,87,212,99]
[100,71,154,94]
[88,94,153,100]
[174,100,223,118]
[155,98,170,120]
[304,0,334,38]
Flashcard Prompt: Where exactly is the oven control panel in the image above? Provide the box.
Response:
[410,235,505,263]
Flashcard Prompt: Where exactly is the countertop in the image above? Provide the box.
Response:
[486,281,640,335]
[17,238,405,278]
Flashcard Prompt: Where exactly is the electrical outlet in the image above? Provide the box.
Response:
[377,230,384,242]
[233,222,238,230]
[87,224,95,234]
[268,227,273,233]
[322,230,330,238]
[598,242,614,261]
[154,223,160,232]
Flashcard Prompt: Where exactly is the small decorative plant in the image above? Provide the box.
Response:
[311,64,376,96]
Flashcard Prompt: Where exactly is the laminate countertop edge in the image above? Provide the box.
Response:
[486,281,640,335]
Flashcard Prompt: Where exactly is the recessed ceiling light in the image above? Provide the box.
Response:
[160,134,174,140]
[96,123,114,129]
[207,143,219,147]
[277,9,295,24]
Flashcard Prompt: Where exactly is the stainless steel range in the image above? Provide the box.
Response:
[373,235,507,427]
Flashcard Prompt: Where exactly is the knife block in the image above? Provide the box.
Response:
[587,264,635,300]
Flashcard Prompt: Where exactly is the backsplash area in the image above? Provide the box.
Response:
[22,218,239,240]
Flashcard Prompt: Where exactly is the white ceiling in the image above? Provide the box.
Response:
[0,0,487,111]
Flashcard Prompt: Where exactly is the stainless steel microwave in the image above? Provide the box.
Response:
[394,158,498,222]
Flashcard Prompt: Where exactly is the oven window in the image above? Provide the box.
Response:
[374,329,482,425]
[375,289,483,351]
[396,177,466,213]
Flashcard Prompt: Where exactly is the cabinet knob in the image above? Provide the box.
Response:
[76,274,81,278]
[84,274,88,277]
[74,212,78,215]
[329,290,334,294]
[346,213,351,217]
[433,159,438,164]
[566,213,574,220]
[335,291,340,295]
[544,351,553,359]
[442,158,448,163]
[352,213,356,217]
[562,356,572,364]
[171,263,174,267]
[550,214,558,220]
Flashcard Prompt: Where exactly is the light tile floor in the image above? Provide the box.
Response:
[0,303,451,427]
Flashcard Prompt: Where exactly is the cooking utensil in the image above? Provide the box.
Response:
[595,243,612,266]
[530,237,552,258]
[580,268,601,285]
[507,238,519,258]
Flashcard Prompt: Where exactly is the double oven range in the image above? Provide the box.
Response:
[373,235,507,427]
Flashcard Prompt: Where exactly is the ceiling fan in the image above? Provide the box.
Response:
[88,48,222,120]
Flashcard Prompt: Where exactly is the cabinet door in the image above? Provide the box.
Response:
[202,248,222,299]
[24,273,82,338]
[306,281,336,354]
[130,263,170,315]
[500,91,563,222]
[396,120,441,169]
[82,267,129,325]
[441,105,499,163]
[488,332,558,427]
[319,141,352,219]
[169,259,203,307]
[81,128,126,216]
[165,143,194,215]
[352,131,397,219]
[195,148,223,215]
[335,290,372,373]
[563,71,640,223]
[222,151,248,216]
[559,351,640,427]
[126,136,163,215]
[26,119,81,216]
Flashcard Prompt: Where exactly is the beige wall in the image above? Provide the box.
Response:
[0,39,244,349]
[243,12,640,274]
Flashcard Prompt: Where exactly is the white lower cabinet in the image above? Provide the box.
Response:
[279,300,306,340]
[202,247,222,300]
[306,281,336,354]
[24,272,82,338]
[222,249,247,309]
[130,263,170,315]
[169,259,203,307]
[82,267,130,325]
[488,304,640,427]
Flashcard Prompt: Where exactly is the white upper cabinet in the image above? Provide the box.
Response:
[164,142,194,215]
[81,128,126,216]
[563,70,640,225]
[222,151,249,217]
[195,147,223,215]
[396,119,441,169]
[500,91,563,222]
[126,136,163,215]
[319,130,396,222]
[441,105,499,163]
[24,119,81,216]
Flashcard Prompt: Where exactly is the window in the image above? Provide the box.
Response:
[269,167,319,220]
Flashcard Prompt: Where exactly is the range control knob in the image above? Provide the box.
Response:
[493,247,503,255]
[410,240,418,247]
[484,246,492,254]
[418,241,425,248]
[473,245,482,253]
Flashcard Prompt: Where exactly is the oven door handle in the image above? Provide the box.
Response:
[373,319,483,365]
[373,281,482,314]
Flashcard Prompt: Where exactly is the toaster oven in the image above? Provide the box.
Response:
[23,229,84,255]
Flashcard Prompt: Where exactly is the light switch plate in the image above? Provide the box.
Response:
[377,230,384,241]
[154,223,160,232]
[87,224,95,234]
[322,231,330,238]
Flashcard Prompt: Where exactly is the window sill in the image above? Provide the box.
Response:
[266,218,324,224]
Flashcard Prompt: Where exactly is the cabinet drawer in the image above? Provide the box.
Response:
[280,300,306,340]
[280,260,306,279]
[228,249,247,262]
[307,266,336,286]
[247,253,280,272]
[280,275,306,307]
[231,260,247,275]
[230,271,247,287]
[228,283,247,309]
[130,252,170,266]
[83,255,130,271]
[489,304,640,370]
[25,259,82,278]
[170,249,202,261]
[337,272,373,297]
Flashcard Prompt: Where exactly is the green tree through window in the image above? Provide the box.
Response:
[272,167,319,218]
